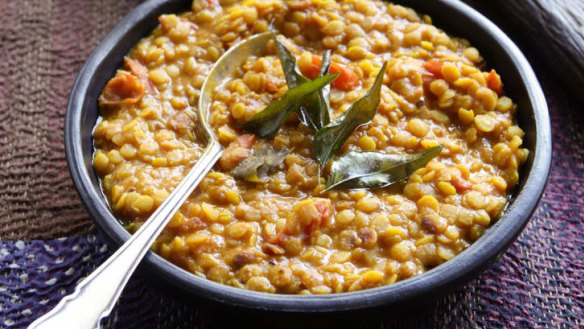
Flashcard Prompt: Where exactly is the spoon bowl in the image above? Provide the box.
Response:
[198,32,272,119]
[195,32,271,146]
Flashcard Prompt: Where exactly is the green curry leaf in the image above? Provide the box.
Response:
[314,49,332,127]
[231,142,289,183]
[313,61,388,167]
[325,145,443,191]
[240,72,338,139]
[273,34,331,130]
[273,33,301,87]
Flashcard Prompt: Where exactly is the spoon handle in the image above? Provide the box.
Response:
[28,141,223,329]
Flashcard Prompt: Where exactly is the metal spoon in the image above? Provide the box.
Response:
[28,31,272,329]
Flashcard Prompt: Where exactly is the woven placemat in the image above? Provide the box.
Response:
[0,0,142,239]
[0,0,582,328]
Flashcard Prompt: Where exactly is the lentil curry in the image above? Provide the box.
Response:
[93,0,528,294]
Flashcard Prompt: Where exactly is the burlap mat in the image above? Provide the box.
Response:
[0,1,582,327]
[0,0,141,239]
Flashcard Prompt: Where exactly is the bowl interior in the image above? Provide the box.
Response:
[66,0,550,312]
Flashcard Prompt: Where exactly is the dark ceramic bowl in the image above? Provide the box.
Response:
[65,0,551,313]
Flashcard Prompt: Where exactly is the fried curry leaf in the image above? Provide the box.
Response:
[273,34,331,130]
[313,61,388,167]
[315,50,332,126]
[231,142,289,183]
[273,33,301,86]
[325,145,443,191]
[240,72,338,139]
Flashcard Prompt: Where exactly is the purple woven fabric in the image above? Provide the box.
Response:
[0,235,200,329]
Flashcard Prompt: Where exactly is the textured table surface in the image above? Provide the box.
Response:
[0,1,582,328]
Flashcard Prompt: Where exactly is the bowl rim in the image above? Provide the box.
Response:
[65,0,551,312]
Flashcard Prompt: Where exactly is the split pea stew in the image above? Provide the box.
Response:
[93,0,528,294]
